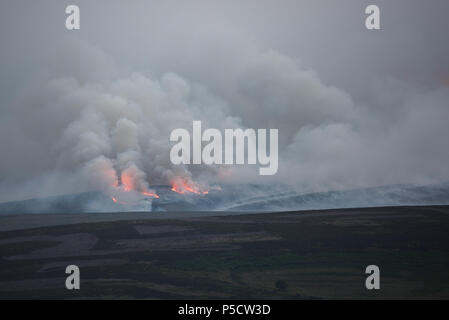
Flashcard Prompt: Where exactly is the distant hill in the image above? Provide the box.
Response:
[1,183,449,214]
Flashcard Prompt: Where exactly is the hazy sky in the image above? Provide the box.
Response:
[1,0,449,200]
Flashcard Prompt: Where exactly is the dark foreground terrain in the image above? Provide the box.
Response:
[0,206,448,299]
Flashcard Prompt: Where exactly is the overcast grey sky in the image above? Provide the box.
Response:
[1,0,449,200]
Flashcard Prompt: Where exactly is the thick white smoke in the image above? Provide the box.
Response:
[0,37,448,203]
[0,41,244,201]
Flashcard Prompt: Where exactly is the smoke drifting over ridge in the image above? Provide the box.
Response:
[0,1,449,204]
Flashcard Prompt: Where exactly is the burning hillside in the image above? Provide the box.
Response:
[1,183,449,214]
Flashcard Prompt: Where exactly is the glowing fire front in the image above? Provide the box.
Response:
[171,178,209,195]
[108,169,212,205]
[120,170,159,198]
[141,191,160,199]
[109,170,160,204]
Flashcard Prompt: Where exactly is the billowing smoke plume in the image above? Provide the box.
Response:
[1,0,449,205]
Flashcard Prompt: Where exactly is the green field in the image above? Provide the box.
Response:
[0,206,448,299]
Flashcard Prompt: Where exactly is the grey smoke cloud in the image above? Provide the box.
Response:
[0,0,449,202]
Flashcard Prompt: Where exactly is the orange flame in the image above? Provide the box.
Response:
[142,191,160,199]
[119,171,159,198]
[171,178,209,195]
[121,172,134,192]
